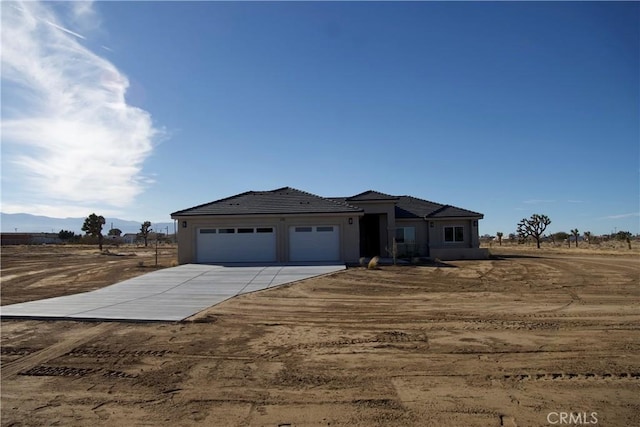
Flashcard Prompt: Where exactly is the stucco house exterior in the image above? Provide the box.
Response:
[171,187,488,264]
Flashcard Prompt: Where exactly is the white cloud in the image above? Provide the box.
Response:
[1,1,160,213]
[1,202,121,219]
[601,212,640,220]
[45,20,86,39]
[523,199,555,204]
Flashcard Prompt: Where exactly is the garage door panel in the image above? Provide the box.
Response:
[289,225,340,262]
[197,227,276,263]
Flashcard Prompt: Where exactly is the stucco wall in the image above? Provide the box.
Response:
[427,219,480,249]
[395,219,427,256]
[393,218,482,257]
[352,200,396,256]
[173,213,361,264]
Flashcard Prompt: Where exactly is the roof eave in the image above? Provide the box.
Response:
[171,210,364,219]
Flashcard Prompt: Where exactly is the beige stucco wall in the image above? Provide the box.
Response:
[172,213,362,264]
[395,217,483,258]
[427,219,480,249]
[353,200,396,256]
[395,219,427,256]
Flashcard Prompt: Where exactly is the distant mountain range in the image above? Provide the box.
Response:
[1,213,175,235]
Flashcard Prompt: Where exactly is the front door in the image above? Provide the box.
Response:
[359,214,381,257]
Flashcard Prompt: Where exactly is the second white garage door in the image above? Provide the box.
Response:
[197,227,276,263]
[289,225,340,262]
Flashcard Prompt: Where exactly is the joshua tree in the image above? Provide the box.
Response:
[139,221,152,247]
[496,232,503,246]
[571,229,579,248]
[583,231,592,245]
[615,231,633,250]
[517,214,551,249]
[82,213,106,250]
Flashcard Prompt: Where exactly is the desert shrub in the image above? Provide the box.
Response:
[359,257,367,267]
[368,256,380,270]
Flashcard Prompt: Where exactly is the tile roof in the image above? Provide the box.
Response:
[172,188,483,219]
[171,187,363,216]
[346,190,399,201]
[395,196,484,219]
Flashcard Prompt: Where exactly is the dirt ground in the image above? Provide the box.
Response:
[0,244,178,306]
[1,245,639,426]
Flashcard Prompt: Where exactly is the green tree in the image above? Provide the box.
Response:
[58,230,76,241]
[571,229,579,248]
[583,231,592,245]
[517,214,551,249]
[496,232,503,246]
[615,231,633,249]
[108,228,122,237]
[82,213,106,250]
[139,221,152,247]
[552,231,570,242]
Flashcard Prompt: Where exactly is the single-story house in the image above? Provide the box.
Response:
[121,233,141,244]
[171,187,488,264]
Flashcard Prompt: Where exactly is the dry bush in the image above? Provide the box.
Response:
[368,256,380,270]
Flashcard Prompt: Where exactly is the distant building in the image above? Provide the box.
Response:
[121,233,141,244]
[0,232,61,245]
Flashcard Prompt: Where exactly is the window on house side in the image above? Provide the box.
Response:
[395,227,416,244]
[444,226,464,242]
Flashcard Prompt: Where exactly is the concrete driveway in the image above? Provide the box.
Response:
[0,264,345,322]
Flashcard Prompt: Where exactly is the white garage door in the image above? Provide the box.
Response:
[197,227,276,263]
[289,225,340,262]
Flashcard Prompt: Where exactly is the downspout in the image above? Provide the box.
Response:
[423,215,430,258]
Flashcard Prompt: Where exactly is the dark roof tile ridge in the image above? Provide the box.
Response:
[399,194,443,205]
[403,195,483,217]
[283,187,363,211]
[426,204,450,217]
[270,186,301,194]
[349,189,399,200]
[171,190,255,215]
[325,197,363,211]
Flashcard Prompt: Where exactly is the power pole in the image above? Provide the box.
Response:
[155,227,159,267]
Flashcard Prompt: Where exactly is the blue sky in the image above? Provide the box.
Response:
[1,1,638,236]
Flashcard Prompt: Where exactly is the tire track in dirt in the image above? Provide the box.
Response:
[19,365,138,379]
[1,323,116,378]
[498,372,640,381]
[504,256,637,314]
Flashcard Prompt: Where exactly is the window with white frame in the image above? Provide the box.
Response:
[444,226,464,242]
[395,227,416,244]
